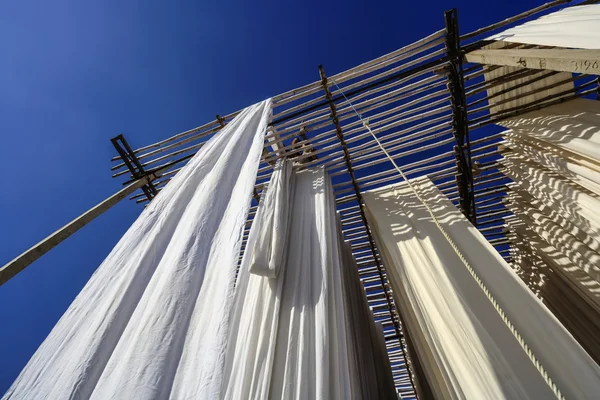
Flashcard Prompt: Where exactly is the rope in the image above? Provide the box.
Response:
[330,78,565,400]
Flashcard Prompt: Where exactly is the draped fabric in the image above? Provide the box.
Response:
[363,177,600,399]
[499,98,600,362]
[337,239,398,399]
[249,159,294,279]
[488,4,600,49]
[221,167,397,400]
[3,100,271,400]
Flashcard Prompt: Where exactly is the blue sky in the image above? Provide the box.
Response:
[1,0,548,393]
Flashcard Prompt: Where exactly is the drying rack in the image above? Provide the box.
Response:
[2,1,598,397]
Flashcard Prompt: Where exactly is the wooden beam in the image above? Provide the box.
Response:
[272,55,449,127]
[465,49,600,75]
[0,171,162,286]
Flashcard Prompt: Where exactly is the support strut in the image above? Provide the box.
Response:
[319,64,418,394]
[111,134,158,203]
[445,8,477,225]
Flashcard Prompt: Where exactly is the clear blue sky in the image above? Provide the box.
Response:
[1,0,547,393]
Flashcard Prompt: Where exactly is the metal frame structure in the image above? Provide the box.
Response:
[111,134,159,203]
[2,0,599,397]
[104,2,598,395]
[445,9,476,224]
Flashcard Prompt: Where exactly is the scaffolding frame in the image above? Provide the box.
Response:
[2,0,599,397]
[105,2,597,395]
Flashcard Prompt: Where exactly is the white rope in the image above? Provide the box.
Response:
[330,78,565,400]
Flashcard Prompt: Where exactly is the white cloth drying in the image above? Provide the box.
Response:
[249,158,294,278]
[499,98,600,361]
[3,99,272,400]
[364,177,600,399]
[221,167,397,400]
[488,4,600,49]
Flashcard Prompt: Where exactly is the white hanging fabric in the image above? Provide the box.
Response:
[488,4,600,49]
[249,158,294,278]
[3,99,272,400]
[363,177,600,399]
[499,98,600,361]
[499,98,600,176]
[221,166,397,400]
[337,238,398,399]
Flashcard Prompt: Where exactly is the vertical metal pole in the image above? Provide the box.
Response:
[445,8,477,225]
[319,64,418,396]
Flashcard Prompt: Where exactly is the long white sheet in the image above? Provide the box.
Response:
[338,238,398,399]
[364,177,600,399]
[221,166,396,399]
[3,99,271,400]
[249,158,294,278]
[488,4,600,49]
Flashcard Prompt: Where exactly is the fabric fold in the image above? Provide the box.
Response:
[364,177,600,399]
[221,166,397,400]
[249,158,294,279]
[488,4,600,49]
[499,98,600,363]
[3,99,272,400]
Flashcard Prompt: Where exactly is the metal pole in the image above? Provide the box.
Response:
[111,134,158,202]
[319,64,419,396]
[445,8,477,225]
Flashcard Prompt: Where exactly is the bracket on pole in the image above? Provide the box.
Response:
[111,134,158,203]
[445,8,476,225]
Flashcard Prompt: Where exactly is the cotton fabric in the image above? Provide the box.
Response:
[3,99,272,400]
[500,98,600,362]
[364,177,600,399]
[221,166,397,400]
[489,4,600,49]
[249,158,294,279]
